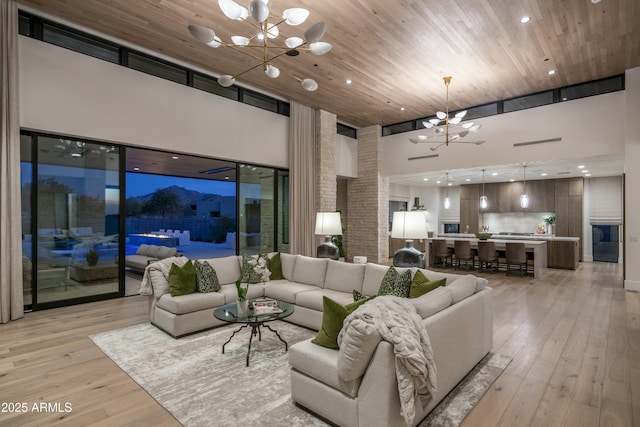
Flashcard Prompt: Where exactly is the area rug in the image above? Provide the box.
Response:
[90,322,510,427]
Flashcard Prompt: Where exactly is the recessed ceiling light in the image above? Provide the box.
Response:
[577,165,585,168]
[423,178,429,181]
[510,179,515,182]
[465,178,471,182]
[541,173,547,176]
[582,170,589,173]
[520,16,531,24]
[548,70,556,75]
[225,176,229,180]
[345,79,352,84]
[448,183,452,186]
[492,172,498,176]
[400,107,405,111]
[585,173,592,176]
[436,180,441,184]
[172,156,179,159]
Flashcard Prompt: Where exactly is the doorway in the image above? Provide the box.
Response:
[592,225,619,263]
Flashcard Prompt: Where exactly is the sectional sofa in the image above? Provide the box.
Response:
[140,253,493,426]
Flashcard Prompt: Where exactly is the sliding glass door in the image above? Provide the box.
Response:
[32,135,122,307]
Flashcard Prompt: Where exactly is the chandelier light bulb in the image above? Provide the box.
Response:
[249,0,269,23]
[285,37,303,48]
[265,65,280,78]
[217,75,236,87]
[309,41,332,55]
[218,0,246,20]
[304,22,327,43]
[301,78,318,91]
[266,23,279,38]
[283,8,309,25]
[231,35,249,46]
[188,25,217,44]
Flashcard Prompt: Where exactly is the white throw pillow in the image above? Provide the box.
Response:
[446,274,477,304]
[337,318,382,381]
[409,286,453,318]
[325,260,366,293]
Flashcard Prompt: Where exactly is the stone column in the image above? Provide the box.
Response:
[315,109,338,248]
[347,125,389,263]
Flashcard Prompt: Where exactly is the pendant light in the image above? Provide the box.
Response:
[479,169,488,209]
[444,172,451,210]
[520,165,529,208]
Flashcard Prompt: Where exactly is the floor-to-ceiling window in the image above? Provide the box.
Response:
[238,165,275,254]
[26,134,123,309]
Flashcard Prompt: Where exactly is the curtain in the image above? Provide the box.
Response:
[288,101,316,256]
[0,0,24,322]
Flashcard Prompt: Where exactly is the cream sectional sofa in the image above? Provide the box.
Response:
[126,244,177,273]
[140,253,493,426]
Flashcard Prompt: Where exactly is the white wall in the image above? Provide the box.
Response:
[624,68,640,290]
[18,36,289,168]
[381,91,625,177]
[336,134,357,178]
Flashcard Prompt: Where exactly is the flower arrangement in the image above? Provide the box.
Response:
[235,280,248,302]
[543,214,556,225]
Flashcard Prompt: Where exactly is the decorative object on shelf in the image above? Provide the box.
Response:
[86,248,99,266]
[475,232,493,240]
[543,214,556,235]
[444,172,451,210]
[412,197,424,210]
[188,0,331,91]
[520,164,529,208]
[391,211,428,268]
[409,76,485,151]
[315,212,342,259]
[235,279,249,313]
[480,169,488,209]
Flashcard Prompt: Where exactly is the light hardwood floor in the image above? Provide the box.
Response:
[0,262,637,426]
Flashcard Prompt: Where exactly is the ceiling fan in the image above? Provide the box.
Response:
[409,76,485,151]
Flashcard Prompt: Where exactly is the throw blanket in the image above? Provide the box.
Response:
[139,256,188,297]
[339,296,436,425]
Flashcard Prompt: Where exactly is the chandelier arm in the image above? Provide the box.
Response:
[221,43,266,63]
[230,60,270,79]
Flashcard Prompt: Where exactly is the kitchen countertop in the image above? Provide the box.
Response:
[440,233,580,242]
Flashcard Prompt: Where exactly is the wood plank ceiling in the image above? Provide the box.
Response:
[18,0,640,128]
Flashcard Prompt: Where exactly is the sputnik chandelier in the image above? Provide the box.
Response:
[188,0,331,91]
[409,76,485,151]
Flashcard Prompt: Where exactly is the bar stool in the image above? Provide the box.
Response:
[432,239,452,268]
[505,242,528,277]
[477,240,499,273]
[454,240,474,271]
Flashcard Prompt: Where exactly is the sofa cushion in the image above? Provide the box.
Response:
[267,252,284,280]
[447,274,478,303]
[409,270,447,298]
[409,286,453,318]
[337,316,382,381]
[145,245,162,258]
[204,255,241,285]
[168,260,196,297]
[241,254,271,283]
[219,282,267,303]
[264,280,319,304]
[193,260,220,293]
[362,263,390,296]
[289,338,362,398]
[157,246,177,259]
[295,288,355,312]
[292,255,328,287]
[377,267,411,298]
[311,296,375,349]
[136,244,150,255]
[280,253,297,281]
[324,260,366,293]
[126,254,155,271]
[156,290,226,314]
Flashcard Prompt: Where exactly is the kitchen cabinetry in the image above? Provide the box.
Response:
[547,240,579,269]
[459,184,479,234]
[554,178,583,260]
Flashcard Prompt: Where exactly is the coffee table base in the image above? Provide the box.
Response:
[221,322,288,366]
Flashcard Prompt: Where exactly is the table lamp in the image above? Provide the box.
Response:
[391,211,428,268]
[315,212,342,260]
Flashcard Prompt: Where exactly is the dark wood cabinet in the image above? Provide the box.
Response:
[459,184,479,233]
[547,240,579,269]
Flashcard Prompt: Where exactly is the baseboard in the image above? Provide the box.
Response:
[583,255,593,262]
[624,280,640,292]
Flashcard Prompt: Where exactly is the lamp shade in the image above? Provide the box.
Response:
[391,211,428,240]
[315,212,342,235]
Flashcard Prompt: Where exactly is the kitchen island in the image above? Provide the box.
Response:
[442,233,580,270]
[427,237,548,279]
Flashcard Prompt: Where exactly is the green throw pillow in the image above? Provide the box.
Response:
[193,260,220,293]
[378,267,412,298]
[241,254,270,283]
[409,270,447,298]
[267,252,284,280]
[312,295,375,349]
[168,260,196,297]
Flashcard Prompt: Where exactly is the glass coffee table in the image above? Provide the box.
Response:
[213,300,294,366]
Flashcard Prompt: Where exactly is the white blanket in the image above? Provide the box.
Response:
[339,296,437,425]
[139,256,188,297]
